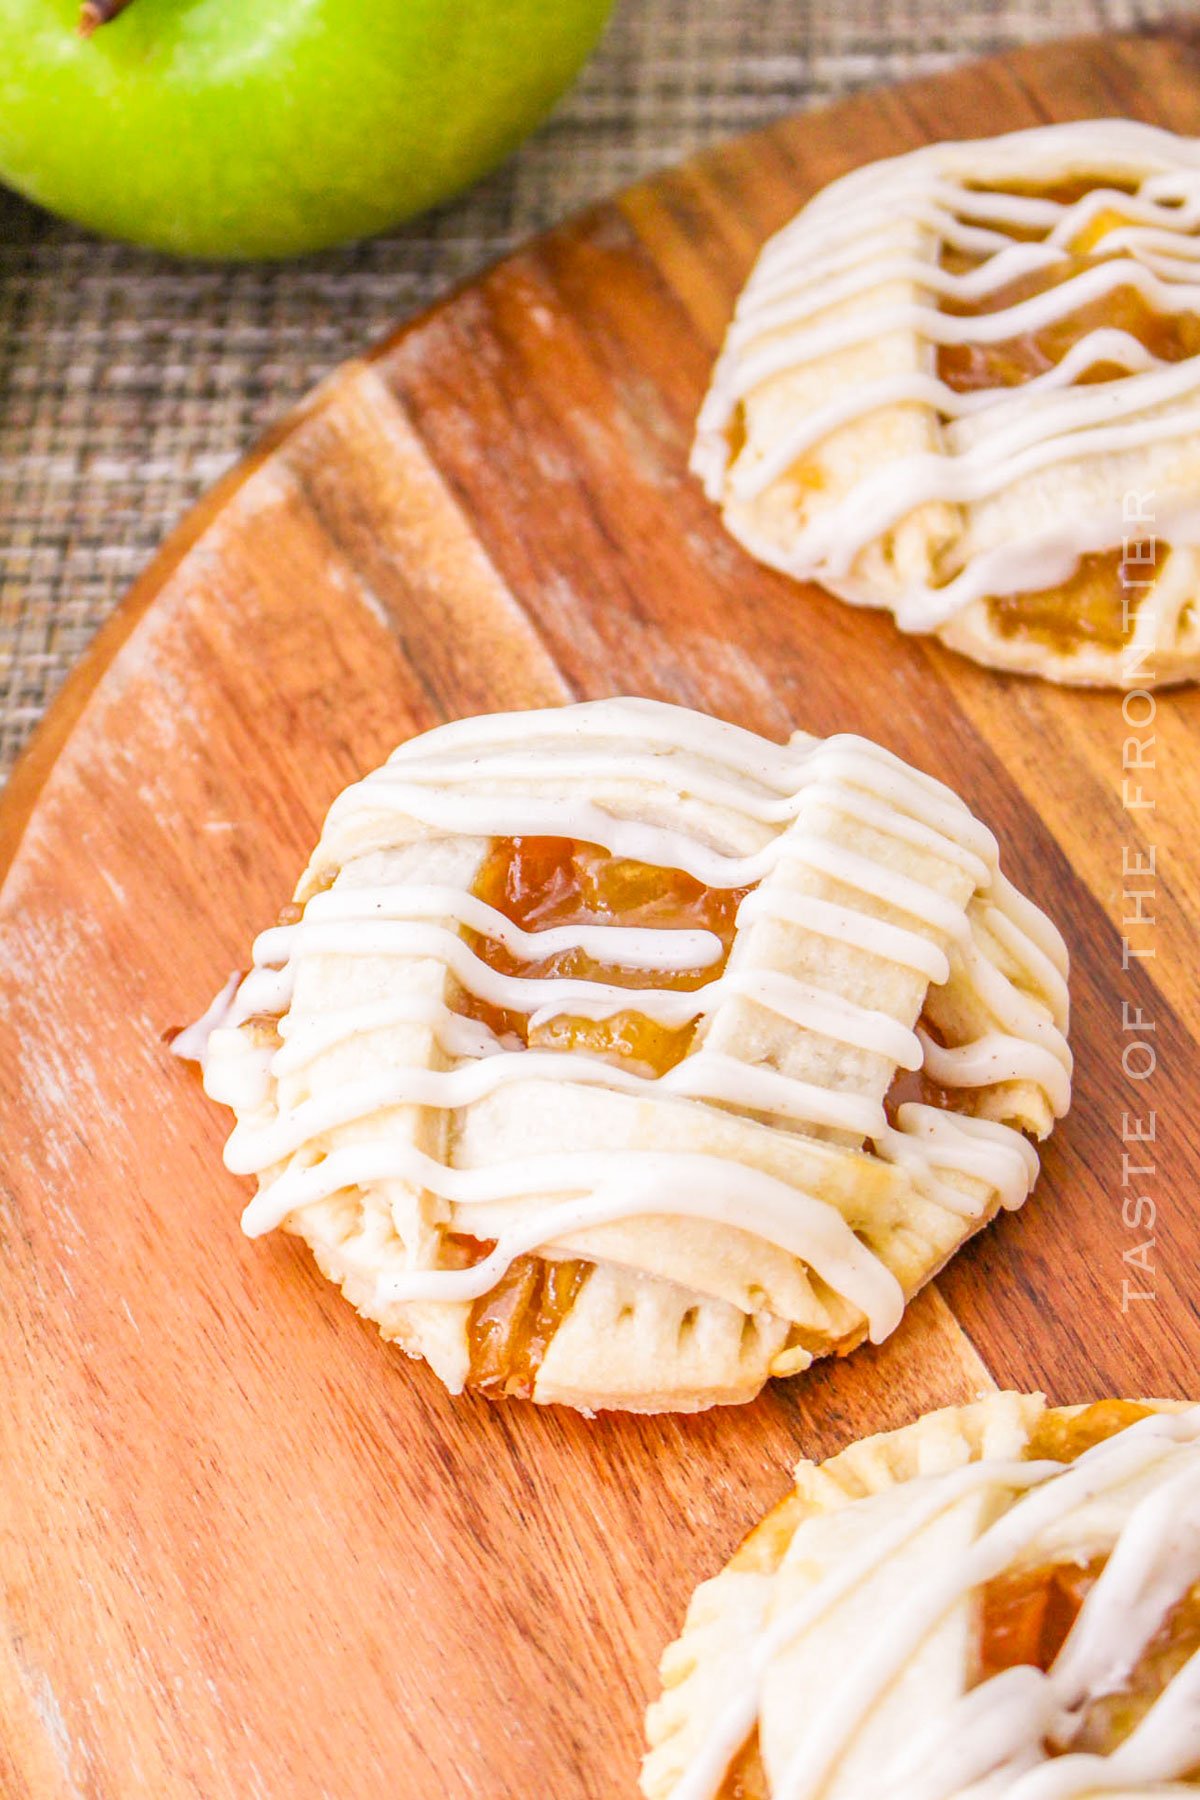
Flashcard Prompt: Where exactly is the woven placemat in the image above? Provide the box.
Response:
[0,0,1177,779]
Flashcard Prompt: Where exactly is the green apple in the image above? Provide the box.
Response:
[0,0,614,258]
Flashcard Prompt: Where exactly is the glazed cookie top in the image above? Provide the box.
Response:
[696,120,1200,686]
[196,699,1070,1413]
[643,1394,1200,1799]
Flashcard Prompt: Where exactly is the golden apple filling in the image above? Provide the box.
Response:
[716,1735,769,1800]
[979,1560,1200,1761]
[463,1251,591,1399]
[1023,1397,1155,1464]
[454,835,750,1397]
[937,182,1194,653]
[882,1015,956,1123]
[976,1402,1200,1763]
[985,543,1165,651]
[938,244,1200,396]
[462,834,750,1075]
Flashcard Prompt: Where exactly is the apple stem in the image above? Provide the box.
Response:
[78,0,134,36]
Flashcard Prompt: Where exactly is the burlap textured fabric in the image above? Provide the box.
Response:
[0,0,1177,778]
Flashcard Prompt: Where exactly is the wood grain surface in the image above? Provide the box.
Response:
[3,29,1200,1799]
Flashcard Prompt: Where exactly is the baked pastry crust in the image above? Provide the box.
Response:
[695,120,1200,688]
[643,1393,1200,1799]
[195,698,1070,1413]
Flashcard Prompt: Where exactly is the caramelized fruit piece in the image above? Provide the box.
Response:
[1024,1398,1156,1463]
[527,1008,696,1079]
[979,1557,1104,1682]
[462,836,750,1074]
[1070,206,1137,256]
[463,1245,590,1398]
[882,1013,955,1124]
[716,1732,769,1800]
[985,545,1165,653]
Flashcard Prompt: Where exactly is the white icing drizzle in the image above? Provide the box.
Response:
[673,1406,1200,1800]
[879,1106,1037,1220]
[694,120,1200,632]
[169,970,242,1065]
[196,698,1070,1346]
[298,882,724,972]
[918,1029,1072,1117]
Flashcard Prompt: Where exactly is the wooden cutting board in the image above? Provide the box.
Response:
[4,28,1200,1799]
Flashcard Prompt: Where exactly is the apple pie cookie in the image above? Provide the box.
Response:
[195,698,1070,1413]
[695,120,1200,687]
[643,1393,1200,1798]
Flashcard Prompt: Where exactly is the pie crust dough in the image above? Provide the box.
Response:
[196,698,1070,1413]
[643,1393,1200,1798]
[695,121,1200,688]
